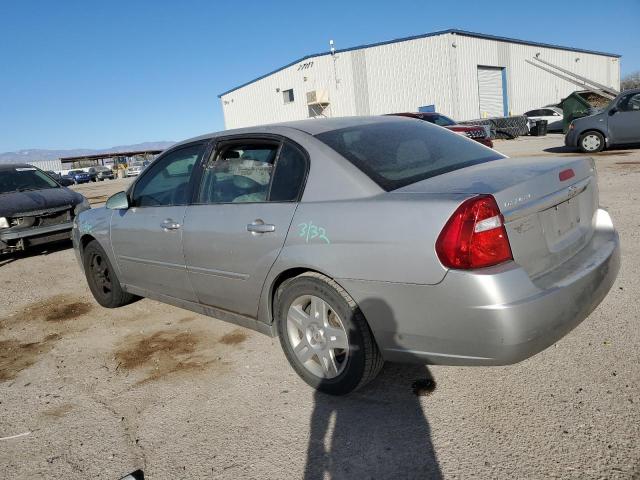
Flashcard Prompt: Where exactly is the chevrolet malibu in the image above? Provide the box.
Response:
[72,116,620,395]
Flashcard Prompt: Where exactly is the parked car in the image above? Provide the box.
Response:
[125,165,143,177]
[65,169,92,184]
[566,88,640,153]
[0,164,90,254]
[88,166,115,181]
[523,107,564,131]
[388,112,493,147]
[46,171,75,187]
[73,116,619,395]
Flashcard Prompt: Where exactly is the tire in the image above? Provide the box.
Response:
[275,272,384,395]
[82,239,137,308]
[578,131,605,153]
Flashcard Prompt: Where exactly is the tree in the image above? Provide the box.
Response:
[621,71,640,91]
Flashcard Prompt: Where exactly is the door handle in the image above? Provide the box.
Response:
[161,219,181,231]
[247,219,275,234]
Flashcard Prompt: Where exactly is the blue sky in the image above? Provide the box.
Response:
[1,0,638,152]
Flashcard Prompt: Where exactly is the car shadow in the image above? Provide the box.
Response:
[304,298,442,479]
[0,239,72,268]
[544,144,639,155]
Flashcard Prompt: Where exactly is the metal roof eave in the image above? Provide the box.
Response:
[217,28,621,98]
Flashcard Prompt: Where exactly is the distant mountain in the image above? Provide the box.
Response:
[0,141,175,164]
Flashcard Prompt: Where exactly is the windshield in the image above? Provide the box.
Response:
[424,114,456,127]
[315,121,504,191]
[0,167,60,194]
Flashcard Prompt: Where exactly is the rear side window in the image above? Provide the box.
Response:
[197,140,308,204]
[198,143,279,204]
[315,121,503,191]
[269,142,307,202]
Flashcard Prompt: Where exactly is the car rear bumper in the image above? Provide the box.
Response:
[340,208,619,366]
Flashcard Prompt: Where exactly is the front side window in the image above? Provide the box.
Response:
[618,93,640,112]
[132,144,203,207]
[0,167,59,194]
[316,121,504,191]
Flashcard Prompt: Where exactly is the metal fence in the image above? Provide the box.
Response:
[460,115,530,139]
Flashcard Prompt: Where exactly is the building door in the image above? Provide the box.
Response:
[477,66,506,118]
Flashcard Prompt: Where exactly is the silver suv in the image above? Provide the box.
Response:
[565,88,640,153]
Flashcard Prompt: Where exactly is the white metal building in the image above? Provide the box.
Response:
[29,159,63,172]
[219,29,620,129]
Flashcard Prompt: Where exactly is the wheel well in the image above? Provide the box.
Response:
[579,129,606,140]
[79,234,96,253]
[269,268,337,323]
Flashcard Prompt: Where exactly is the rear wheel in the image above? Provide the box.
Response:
[83,240,137,308]
[275,272,383,395]
[578,131,605,153]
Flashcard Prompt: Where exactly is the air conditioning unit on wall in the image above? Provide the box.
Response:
[306,89,330,105]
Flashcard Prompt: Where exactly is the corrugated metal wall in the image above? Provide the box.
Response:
[221,32,620,129]
[450,33,619,120]
[29,159,63,172]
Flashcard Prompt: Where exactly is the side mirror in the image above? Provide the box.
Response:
[106,191,130,210]
[609,107,617,116]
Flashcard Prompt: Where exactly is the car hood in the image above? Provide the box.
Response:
[573,111,606,126]
[0,187,84,217]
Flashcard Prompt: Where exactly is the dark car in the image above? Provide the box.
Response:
[88,166,115,181]
[65,169,92,184]
[388,112,494,148]
[46,171,75,187]
[0,164,90,254]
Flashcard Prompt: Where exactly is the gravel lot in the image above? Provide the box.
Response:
[1,134,638,479]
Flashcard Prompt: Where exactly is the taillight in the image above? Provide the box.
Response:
[435,195,513,269]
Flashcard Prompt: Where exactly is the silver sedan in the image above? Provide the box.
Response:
[72,116,620,395]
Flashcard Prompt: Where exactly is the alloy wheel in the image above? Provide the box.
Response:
[286,295,349,379]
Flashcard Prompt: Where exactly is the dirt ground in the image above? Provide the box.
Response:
[1,134,639,479]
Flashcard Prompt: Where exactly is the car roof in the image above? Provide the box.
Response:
[171,115,416,149]
[0,163,35,171]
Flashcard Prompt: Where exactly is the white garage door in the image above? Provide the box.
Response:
[477,66,505,118]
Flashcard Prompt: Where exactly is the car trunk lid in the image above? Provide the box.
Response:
[395,156,598,278]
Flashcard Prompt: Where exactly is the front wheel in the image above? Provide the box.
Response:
[578,131,605,153]
[275,272,383,395]
[82,240,138,308]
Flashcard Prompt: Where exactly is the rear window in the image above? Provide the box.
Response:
[315,121,503,191]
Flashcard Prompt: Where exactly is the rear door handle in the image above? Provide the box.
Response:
[161,219,181,231]
[247,219,275,234]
